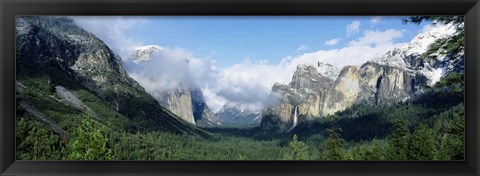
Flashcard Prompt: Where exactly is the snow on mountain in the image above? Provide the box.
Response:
[216,103,262,126]
[133,45,163,63]
[217,103,261,116]
[316,62,341,81]
[294,63,340,82]
[371,23,460,86]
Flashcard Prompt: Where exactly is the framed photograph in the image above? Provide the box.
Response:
[1,0,479,176]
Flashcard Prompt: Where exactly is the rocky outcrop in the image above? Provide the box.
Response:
[132,45,219,125]
[265,61,430,129]
[191,86,219,125]
[289,64,333,90]
[321,62,428,115]
[150,84,218,125]
[156,83,196,124]
[263,23,462,130]
[16,16,204,135]
[196,107,223,127]
[265,64,333,124]
[321,65,369,115]
[359,62,428,105]
[54,86,99,119]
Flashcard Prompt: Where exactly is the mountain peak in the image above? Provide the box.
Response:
[315,62,341,81]
[290,64,333,91]
[295,63,340,81]
[373,23,457,69]
[133,45,163,63]
[215,102,262,127]
[371,23,460,86]
[16,16,206,136]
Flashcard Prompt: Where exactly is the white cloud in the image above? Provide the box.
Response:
[126,47,201,89]
[72,16,148,60]
[324,38,341,46]
[371,16,382,24]
[346,20,361,37]
[293,29,406,68]
[349,29,405,47]
[296,44,308,52]
[126,48,282,113]
[73,17,409,113]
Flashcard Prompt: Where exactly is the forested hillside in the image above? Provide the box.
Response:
[15,16,464,160]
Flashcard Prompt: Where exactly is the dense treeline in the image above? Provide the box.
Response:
[15,16,464,160]
[16,74,289,160]
[275,102,463,161]
[16,69,464,160]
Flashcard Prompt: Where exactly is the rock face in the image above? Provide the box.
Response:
[156,83,196,124]
[17,17,139,114]
[266,64,333,124]
[264,23,463,130]
[196,105,223,127]
[289,64,333,90]
[132,45,218,125]
[321,65,367,116]
[16,16,203,135]
[267,60,435,124]
[322,62,429,115]
[190,86,219,126]
[54,86,98,119]
[266,62,431,127]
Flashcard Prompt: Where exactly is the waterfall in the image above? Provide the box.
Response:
[288,106,299,131]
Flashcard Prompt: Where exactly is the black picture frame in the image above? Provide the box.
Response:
[1,0,479,176]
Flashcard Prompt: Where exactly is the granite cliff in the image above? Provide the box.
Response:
[263,23,463,130]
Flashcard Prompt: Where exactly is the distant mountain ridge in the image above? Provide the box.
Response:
[215,103,262,127]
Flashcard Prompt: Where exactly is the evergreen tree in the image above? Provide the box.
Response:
[68,116,113,160]
[323,127,344,160]
[402,16,464,25]
[408,123,436,160]
[438,106,465,160]
[403,16,464,59]
[16,117,62,160]
[389,112,410,160]
[289,134,309,160]
[357,139,384,160]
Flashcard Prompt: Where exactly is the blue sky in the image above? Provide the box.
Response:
[106,16,427,67]
[73,16,433,112]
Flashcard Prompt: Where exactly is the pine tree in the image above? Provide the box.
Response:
[289,134,309,160]
[358,139,383,160]
[408,123,436,160]
[389,112,410,160]
[403,16,464,59]
[323,127,344,160]
[16,117,62,160]
[68,116,113,160]
[449,109,465,160]
[402,16,464,25]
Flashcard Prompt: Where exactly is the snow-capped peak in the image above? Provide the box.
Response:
[373,23,457,69]
[371,23,460,86]
[296,62,340,81]
[215,102,262,126]
[316,62,341,81]
[133,45,163,63]
[404,23,457,56]
[218,103,248,114]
